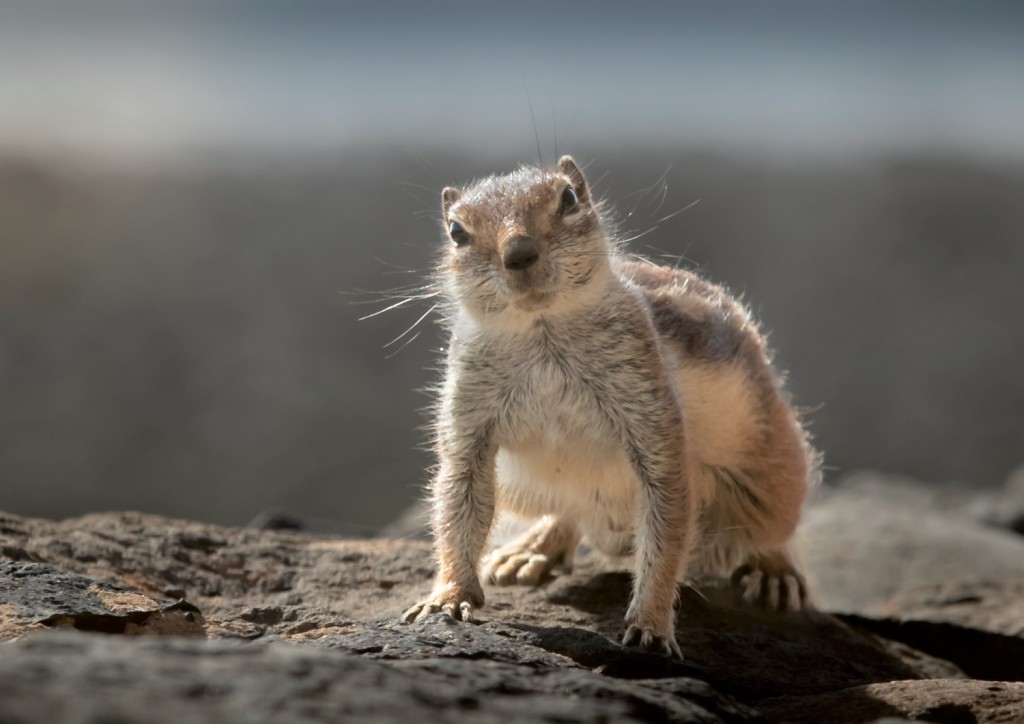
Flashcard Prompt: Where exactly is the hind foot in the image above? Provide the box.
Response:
[730,550,810,612]
[483,516,579,586]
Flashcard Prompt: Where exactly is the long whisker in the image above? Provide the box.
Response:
[625,164,673,219]
[683,580,710,604]
[552,108,558,161]
[384,303,439,349]
[559,103,581,152]
[402,145,446,188]
[358,292,440,321]
[369,254,418,272]
[657,198,701,223]
[521,73,544,167]
[342,285,439,304]
[617,226,662,245]
[385,331,423,359]
[398,179,441,195]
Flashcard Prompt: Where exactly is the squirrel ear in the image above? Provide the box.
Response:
[442,187,461,214]
[557,155,590,204]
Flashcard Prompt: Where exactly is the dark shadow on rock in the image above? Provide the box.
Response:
[760,679,1012,724]
[498,621,703,679]
[317,618,761,720]
[530,570,937,700]
[917,703,979,724]
[674,587,932,700]
[838,613,1024,682]
[547,570,633,615]
[760,686,910,724]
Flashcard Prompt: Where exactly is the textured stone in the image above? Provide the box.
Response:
[0,492,1021,723]
[881,579,1024,638]
[0,561,203,638]
[800,474,1024,615]
[0,632,752,724]
[761,679,1024,724]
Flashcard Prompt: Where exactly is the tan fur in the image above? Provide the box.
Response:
[403,156,819,657]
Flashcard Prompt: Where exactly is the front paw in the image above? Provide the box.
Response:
[621,620,683,659]
[402,581,484,623]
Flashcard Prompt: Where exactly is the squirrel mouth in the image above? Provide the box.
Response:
[510,289,556,311]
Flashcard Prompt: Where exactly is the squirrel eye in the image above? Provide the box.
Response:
[559,185,580,216]
[449,220,472,246]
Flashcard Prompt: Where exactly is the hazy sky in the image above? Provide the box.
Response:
[2,0,1023,162]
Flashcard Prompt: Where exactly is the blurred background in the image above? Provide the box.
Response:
[1,0,1022,528]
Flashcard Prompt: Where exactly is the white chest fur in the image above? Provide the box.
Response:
[493,346,640,546]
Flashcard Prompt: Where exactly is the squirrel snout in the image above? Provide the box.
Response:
[502,236,539,271]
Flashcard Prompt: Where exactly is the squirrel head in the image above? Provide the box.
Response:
[439,156,612,322]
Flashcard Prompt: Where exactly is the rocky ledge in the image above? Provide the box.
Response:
[1,473,1023,723]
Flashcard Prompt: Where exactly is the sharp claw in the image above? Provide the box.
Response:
[415,603,441,623]
[403,596,477,624]
[729,563,753,587]
[781,574,801,612]
[621,624,682,658]
[666,638,684,660]
[732,559,811,612]
[764,575,781,610]
[640,628,655,650]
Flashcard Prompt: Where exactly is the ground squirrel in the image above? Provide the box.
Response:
[402,156,819,658]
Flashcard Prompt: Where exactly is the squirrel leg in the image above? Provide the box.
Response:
[619,409,695,659]
[403,432,497,623]
[699,464,812,612]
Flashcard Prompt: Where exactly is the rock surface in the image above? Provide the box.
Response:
[1,474,1023,723]
[800,472,1024,616]
[0,561,203,639]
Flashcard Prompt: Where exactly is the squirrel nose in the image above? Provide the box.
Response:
[503,236,539,271]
